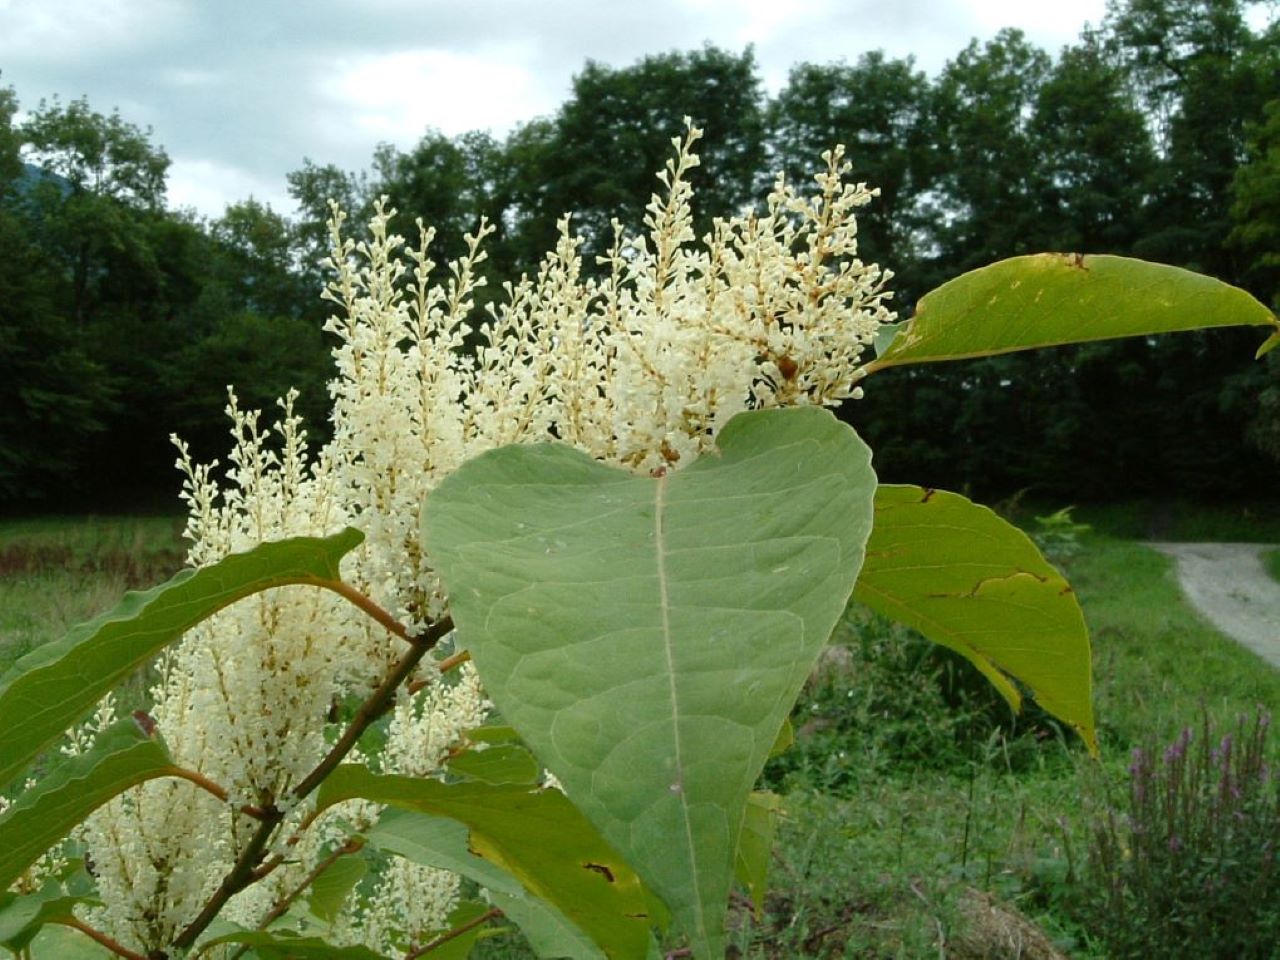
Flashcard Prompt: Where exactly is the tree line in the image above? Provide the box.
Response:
[1,0,1277,511]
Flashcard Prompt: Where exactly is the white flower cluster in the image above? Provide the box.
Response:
[70,123,893,955]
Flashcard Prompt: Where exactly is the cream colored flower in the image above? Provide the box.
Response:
[72,123,892,954]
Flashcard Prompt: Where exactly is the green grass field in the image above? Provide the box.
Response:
[0,515,186,673]
[3,511,1277,958]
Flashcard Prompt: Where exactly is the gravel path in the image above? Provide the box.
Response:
[1148,542,1280,669]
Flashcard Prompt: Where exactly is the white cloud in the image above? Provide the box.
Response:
[322,46,555,142]
[166,156,292,217]
[0,0,1143,218]
[965,0,1108,49]
[0,0,188,59]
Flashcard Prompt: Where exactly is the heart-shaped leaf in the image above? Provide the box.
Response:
[422,407,877,956]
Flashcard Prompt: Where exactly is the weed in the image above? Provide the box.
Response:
[1082,712,1279,959]
[1030,507,1090,568]
[762,609,1060,796]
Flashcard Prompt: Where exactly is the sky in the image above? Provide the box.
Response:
[0,0,1119,218]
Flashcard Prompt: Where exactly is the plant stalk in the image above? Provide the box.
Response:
[405,907,503,959]
[171,605,453,951]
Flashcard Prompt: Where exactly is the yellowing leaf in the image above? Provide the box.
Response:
[871,254,1278,370]
[855,486,1096,755]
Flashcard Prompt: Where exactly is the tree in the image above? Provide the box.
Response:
[0,93,138,506]
[769,52,933,302]
[0,84,21,191]
[1228,31,1280,305]
[927,29,1054,274]
[172,200,327,455]
[371,129,514,276]
[0,195,114,506]
[206,198,309,320]
[286,158,370,292]
[1104,0,1265,278]
[534,46,766,256]
[1228,61,1280,463]
[19,97,170,327]
[1028,34,1157,254]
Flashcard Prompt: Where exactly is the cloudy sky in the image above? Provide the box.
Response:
[0,0,1115,218]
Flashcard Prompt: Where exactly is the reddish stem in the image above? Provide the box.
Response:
[52,917,149,960]
[405,907,503,959]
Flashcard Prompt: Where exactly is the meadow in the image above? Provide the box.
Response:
[2,506,1277,959]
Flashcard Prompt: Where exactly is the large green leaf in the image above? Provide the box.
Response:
[854,485,1096,754]
[421,406,877,957]
[0,529,363,791]
[198,930,387,959]
[0,717,180,891]
[306,854,368,926]
[870,254,1279,370]
[0,884,93,953]
[319,765,657,959]
[366,809,606,960]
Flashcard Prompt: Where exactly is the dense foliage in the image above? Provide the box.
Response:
[2,0,1278,511]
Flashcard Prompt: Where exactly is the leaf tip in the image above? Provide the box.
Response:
[1257,328,1280,359]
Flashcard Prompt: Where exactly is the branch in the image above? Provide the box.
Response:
[165,765,269,820]
[171,615,453,951]
[172,806,282,950]
[256,837,364,931]
[436,649,471,674]
[290,615,453,801]
[407,649,471,698]
[52,915,151,960]
[223,838,367,960]
[405,907,503,959]
[315,578,413,643]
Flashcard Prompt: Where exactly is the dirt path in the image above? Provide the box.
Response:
[1148,542,1280,669]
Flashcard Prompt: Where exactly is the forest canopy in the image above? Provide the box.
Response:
[2,0,1277,511]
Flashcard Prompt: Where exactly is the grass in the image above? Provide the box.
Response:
[1070,499,1280,543]
[0,515,186,673]
[4,509,1279,958]
[715,522,1280,957]
[1077,535,1280,748]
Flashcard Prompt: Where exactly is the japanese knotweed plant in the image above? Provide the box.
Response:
[0,123,1276,960]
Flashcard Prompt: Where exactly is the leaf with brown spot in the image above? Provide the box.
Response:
[319,765,662,958]
[855,485,1096,755]
[870,254,1277,371]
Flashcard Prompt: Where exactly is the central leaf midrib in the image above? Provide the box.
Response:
[653,472,705,940]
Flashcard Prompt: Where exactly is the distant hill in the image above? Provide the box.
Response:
[15,161,70,198]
